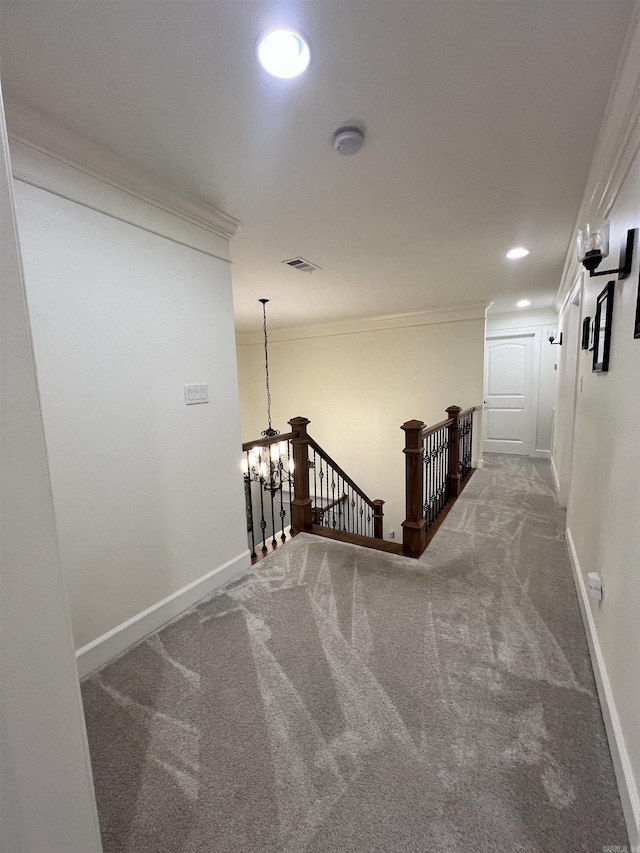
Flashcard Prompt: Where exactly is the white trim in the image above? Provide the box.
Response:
[5,98,239,262]
[76,550,251,679]
[550,454,561,493]
[534,449,551,459]
[485,325,540,339]
[236,301,489,345]
[566,527,640,847]
[472,458,484,470]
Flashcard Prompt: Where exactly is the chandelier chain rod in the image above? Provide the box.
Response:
[262,300,272,432]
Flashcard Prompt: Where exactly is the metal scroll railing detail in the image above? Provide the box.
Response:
[242,437,295,560]
[423,425,451,529]
[241,418,384,564]
[458,408,473,481]
[401,405,477,559]
[310,446,375,538]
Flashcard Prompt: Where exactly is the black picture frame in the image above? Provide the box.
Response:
[593,281,615,373]
[635,263,640,339]
[581,316,591,350]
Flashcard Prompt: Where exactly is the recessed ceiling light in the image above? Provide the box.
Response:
[257,28,310,78]
[517,299,531,308]
[506,247,530,259]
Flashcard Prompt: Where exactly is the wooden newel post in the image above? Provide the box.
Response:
[401,419,427,558]
[288,416,313,533]
[446,405,462,499]
[372,499,384,540]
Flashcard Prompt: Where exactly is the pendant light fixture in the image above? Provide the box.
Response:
[259,298,279,438]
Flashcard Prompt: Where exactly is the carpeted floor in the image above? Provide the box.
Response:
[82,454,628,852]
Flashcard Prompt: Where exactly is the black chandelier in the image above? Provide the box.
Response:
[241,299,294,496]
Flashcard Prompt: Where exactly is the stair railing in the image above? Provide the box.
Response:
[242,405,477,564]
[289,417,389,549]
[401,405,477,558]
[241,430,296,561]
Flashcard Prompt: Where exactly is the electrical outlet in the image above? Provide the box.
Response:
[389,530,395,539]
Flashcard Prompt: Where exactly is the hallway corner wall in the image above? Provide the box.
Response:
[8,105,250,659]
[553,15,640,843]
[0,85,102,853]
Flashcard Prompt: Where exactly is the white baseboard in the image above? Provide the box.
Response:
[76,550,251,679]
[550,454,561,493]
[535,448,551,459]
[472,458,484,470]
[566,527,640,846]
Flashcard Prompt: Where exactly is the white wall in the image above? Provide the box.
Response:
[8,107,250,668]
[237,306,486,541]
[553,16,640,843]
[0,86,102,853]
[486,308,558,457]
[552,291,581,505]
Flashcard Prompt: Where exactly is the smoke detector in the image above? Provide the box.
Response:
[333,126,364,156]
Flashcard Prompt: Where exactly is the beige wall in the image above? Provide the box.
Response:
[237,312,485,541]
[553,19,640,843]
[14,180,249,654]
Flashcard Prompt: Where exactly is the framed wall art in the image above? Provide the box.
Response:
[635,263,640,339]
[581,316,591,350]
[593,281,615,373]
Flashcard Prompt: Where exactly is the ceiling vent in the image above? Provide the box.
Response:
[282,257,321,274]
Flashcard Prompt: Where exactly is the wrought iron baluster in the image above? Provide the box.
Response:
[350,488,355,535]
[331,468,337,529]
[278,453,286,543]
[287,440,294,535]
[432,432,437,525]
[258,475,268,553]
[436,431,440,518]
[319,456,325,526]
[429,433,435,525]
[269,460,277,547]
[442,428,447,514]
[244,452,257,559]
[438,431,442,513]
[312,447,317,522]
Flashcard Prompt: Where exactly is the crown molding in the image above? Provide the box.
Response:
[555,6,640,312]
[236,301,489,345]
[5,98,240,261]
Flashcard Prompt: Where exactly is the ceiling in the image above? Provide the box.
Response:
[0,0,634,332]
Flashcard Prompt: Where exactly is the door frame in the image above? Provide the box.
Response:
[483,327,542,457]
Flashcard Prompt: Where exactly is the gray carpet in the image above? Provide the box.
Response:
[82,454,628,852]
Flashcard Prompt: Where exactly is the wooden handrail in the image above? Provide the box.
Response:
[422,417,454,438]
[314,493,348,514]
[242,431,296,452]
[307,436,375,508]
[458,405,477,418]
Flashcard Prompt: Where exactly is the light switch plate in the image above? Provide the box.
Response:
[184,384,209,405]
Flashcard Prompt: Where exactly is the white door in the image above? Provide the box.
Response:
[484,331,540,455]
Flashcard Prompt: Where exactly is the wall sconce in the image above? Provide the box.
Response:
[577,221,635,279]
[549,333,563,346]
